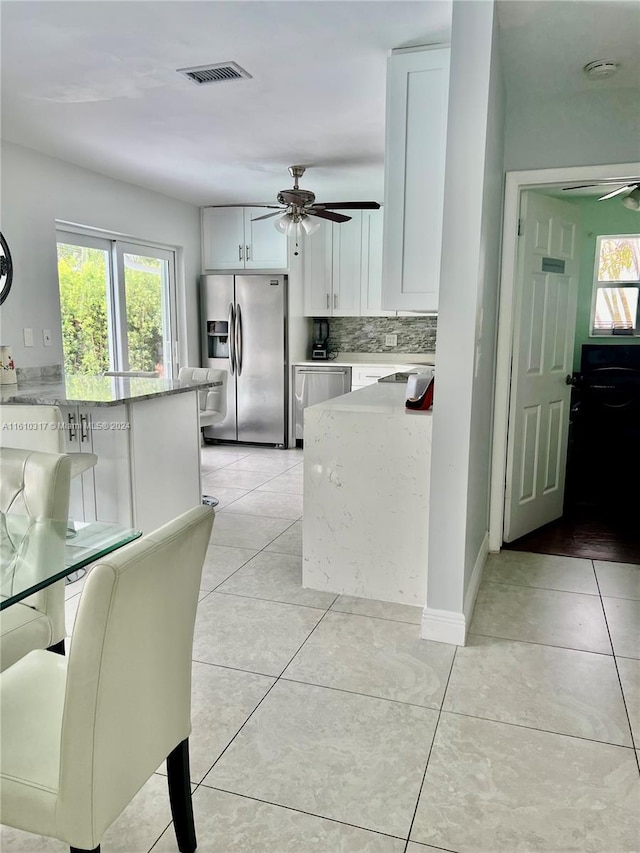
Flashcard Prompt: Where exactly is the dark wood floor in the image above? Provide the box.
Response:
[504,504,640,564]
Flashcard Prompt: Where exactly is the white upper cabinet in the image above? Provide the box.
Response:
[243,209,289,269]
[382,46,450,312]
[360,209,395,316]
[303,214,362,317]
[202,207,288,271]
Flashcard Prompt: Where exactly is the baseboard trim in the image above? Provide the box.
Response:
[421,607,466,645]
[421,532,489,646]
[464,531,489,626]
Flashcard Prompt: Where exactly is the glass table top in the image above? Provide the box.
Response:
[1,515,141,610]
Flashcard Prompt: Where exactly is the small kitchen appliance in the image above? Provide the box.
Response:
[311,319,330,360]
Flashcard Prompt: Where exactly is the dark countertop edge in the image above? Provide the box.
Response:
[3,379,222,408]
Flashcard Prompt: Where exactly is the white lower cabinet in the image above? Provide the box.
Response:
[60,405,131,524]
[61,393,202,532]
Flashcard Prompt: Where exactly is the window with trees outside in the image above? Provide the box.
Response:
[56,231,178,377]
[590,234,640,337]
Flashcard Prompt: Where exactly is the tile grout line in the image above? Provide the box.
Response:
[188,578,335,791]
[439,707,637,751]
[401,644,459,853]
[186,600,425,847]
[467,630,614,658]
[591,558,640,774]
[190,783,409,845]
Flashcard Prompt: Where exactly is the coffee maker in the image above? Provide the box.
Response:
[311,318,330,360]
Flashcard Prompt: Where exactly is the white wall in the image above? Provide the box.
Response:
[505,89,640,172]
[424,0,505,642]
[0,141,201,371]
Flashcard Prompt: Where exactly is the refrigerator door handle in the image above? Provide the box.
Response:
[228,302,236,376]
[235,302,243,376]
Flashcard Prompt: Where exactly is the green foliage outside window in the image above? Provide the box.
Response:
[57,244,164,375]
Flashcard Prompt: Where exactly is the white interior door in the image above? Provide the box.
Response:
[503,191,581,542]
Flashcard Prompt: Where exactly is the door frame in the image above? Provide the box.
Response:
[488,162,640,552]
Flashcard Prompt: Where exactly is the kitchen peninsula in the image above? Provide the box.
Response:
[2,374,220,533]
[303,379,432,607]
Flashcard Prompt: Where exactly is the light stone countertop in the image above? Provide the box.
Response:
[1,374,222,407]
[293,352,435,368]
[303,371,432,606]
[305,378,434,416]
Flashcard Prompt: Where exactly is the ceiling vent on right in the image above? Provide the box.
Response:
[177,62,252,85]
[583,59,619,80]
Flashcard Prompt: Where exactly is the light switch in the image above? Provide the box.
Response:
[384,334,398,347]
[23,328,34,347]
[43,329,52,346]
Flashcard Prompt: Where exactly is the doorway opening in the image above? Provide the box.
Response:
[490,163,640,564]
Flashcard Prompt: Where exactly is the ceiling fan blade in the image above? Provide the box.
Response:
[598,184,637,201]
[251,210,285,221]
[311,201,381,210]
[203,204,282,209]
[308,209,351,223]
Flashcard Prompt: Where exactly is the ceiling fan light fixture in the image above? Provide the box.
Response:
[274,213,292,235]
[300,215,321,236]
[274,210,321,238]
[622,188,640,211]
[274,212,305,238]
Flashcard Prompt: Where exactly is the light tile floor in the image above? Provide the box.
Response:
[2,444,639,852]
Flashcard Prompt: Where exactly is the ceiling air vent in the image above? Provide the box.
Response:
[177,62,252,85]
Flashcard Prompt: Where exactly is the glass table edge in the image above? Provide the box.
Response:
[0,528,142,610]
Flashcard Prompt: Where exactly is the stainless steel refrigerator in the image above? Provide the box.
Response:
[201,274,288,445]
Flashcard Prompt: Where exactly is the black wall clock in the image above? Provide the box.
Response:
[0,232,13,306]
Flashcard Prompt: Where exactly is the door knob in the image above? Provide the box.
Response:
[565,374,577,386]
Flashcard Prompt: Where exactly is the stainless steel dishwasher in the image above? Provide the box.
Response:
[294,365,352,442]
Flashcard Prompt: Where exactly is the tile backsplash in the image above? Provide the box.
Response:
[327,316,437,354]
[16,364,63,382]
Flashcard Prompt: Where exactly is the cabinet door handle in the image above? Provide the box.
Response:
[80,413,89,442]
[334,293,338,309]
[246,244,250,261]
[67,412,77,442]
[326,293,330,310]
[238,244,243,261]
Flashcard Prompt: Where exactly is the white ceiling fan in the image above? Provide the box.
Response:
[563,178,640,209]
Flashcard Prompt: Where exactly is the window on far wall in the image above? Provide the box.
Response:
[56,231,178,377]
[590,234,640,337]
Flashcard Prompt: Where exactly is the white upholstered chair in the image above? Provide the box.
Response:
[0,448,71,672]
[0,405,98,668]
[178,366,228,432]
[0,504,215,853]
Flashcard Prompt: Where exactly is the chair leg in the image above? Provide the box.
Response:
[167,738,196,853]
[70,847,99,853]
[48,639,65,656]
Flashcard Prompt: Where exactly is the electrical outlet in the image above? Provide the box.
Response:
[23,328,34,347]
[43,329,52,347]
[384,334,398,347]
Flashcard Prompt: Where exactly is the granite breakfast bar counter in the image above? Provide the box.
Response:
[303,381,432,607]
[1,375,220,533]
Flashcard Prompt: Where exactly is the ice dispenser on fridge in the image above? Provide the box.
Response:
[206,320,230,359]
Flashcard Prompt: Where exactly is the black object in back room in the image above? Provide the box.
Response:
[565,344,640,515]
